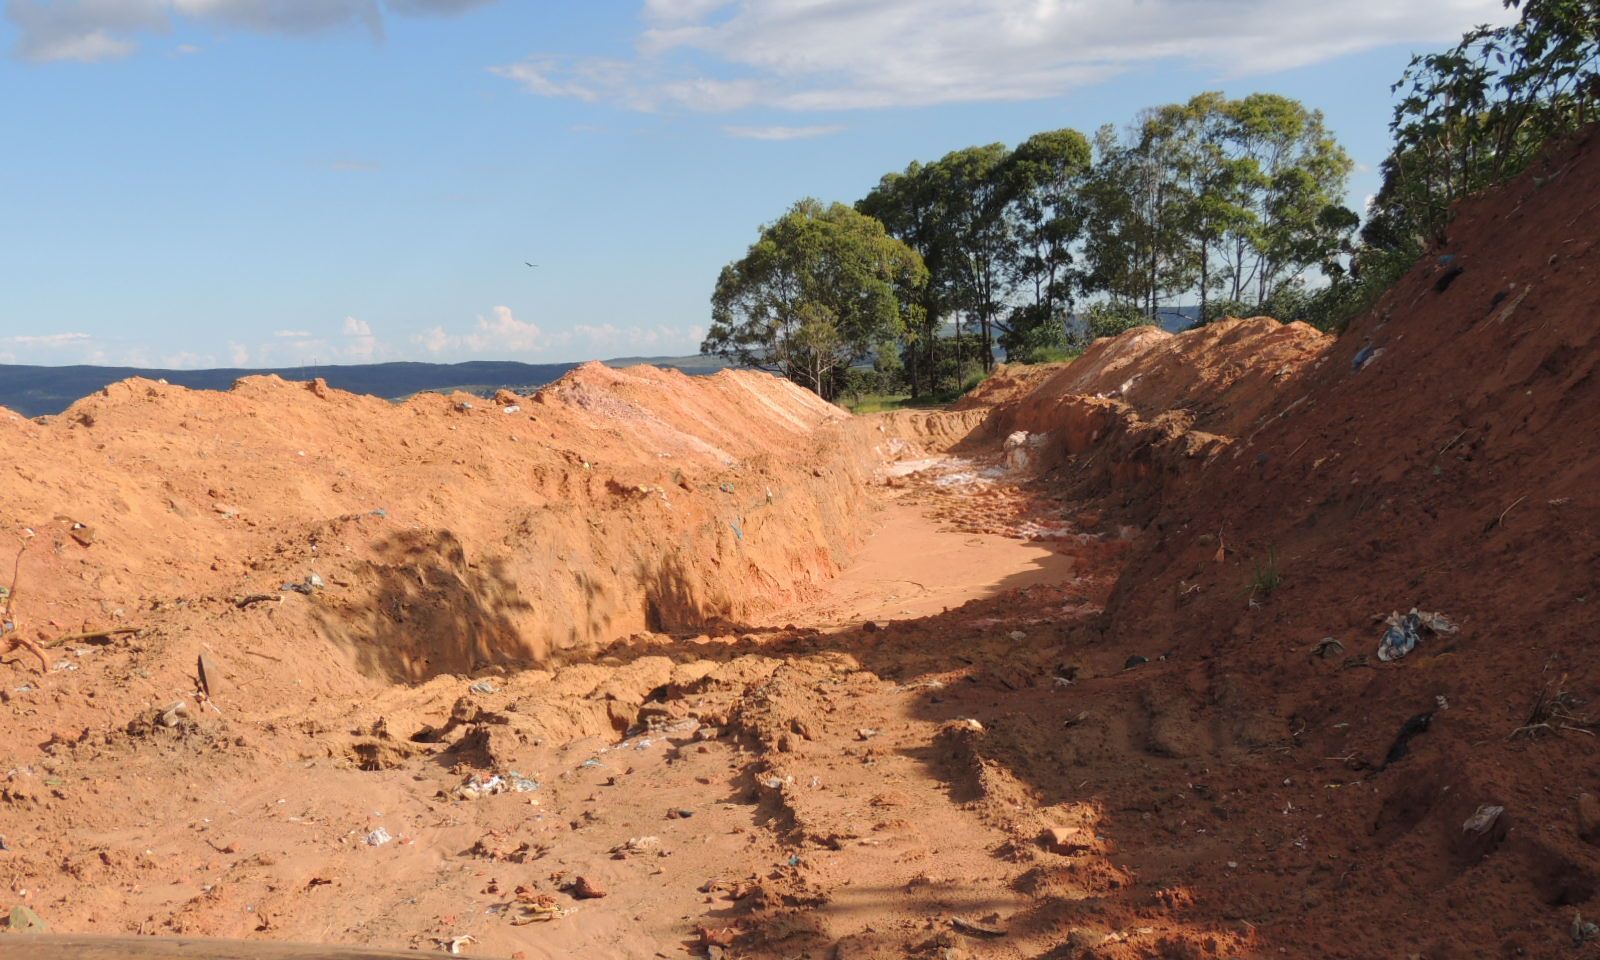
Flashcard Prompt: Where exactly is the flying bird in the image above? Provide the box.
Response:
[525,262,539,268]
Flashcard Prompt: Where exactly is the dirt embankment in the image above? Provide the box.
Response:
[0,364,895,713]
[1087,126,1600,957]
[949,317,1329,515]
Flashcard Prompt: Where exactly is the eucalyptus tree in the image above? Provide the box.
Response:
[702,199,927,400]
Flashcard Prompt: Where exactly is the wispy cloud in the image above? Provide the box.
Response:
[723,124,844,141]
[495,0,1512,112]
[6,0,501,63]
[414,307,703,359]
[4,332,93,346]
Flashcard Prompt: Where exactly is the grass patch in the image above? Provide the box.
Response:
[839,393,953,414]
[1244,547,1282,599]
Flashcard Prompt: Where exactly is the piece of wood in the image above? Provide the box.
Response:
[42,627,140,649]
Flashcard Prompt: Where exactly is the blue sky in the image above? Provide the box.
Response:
[0,0,1513,369]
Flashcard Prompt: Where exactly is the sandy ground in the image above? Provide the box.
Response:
[773,498,1078,628]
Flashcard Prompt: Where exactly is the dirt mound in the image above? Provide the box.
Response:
[0,363,887,710]
[948,360,1069,410]
[1078,126,1600,955]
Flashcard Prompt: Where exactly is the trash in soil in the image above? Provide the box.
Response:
[435,934,476,954]
[1376,608,1458,661]
[365,827,393,846]
[468,679,499,695]
[952,915,1007,938]
[281,573,325,595]
[1462,804,1505,834]
[1312,637,1345,659]
[1378,711,1434,771]
[510,886,568,924]
[6,905,48,933]
[1573,912,1599,946]
[450,771,538,800]
[610,836,662,859]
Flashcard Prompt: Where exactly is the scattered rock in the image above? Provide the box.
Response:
[1577,793,1600,845]
[1041,825,1095,855]
[1462,804,1505,835]
[570,876,607,899]
[1124,654,1148,669]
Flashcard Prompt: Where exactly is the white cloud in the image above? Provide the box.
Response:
[4,332,93,346]
[723,123,844,141]
[273,329,313,338]
[495,0,1513,112]
[6,0,500,63]
[415,305,545,354]
[342,315,378,359]
[414,308,703,359]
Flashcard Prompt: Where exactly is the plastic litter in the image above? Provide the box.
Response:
[7,905,47,934]
[281,573,325,596]
[449,769,539,800]
[1377,608,1458,661]
[1574,912,1599,946]
[1351,344,1385,371]
[365,827,392,846]
[468,679,498,695]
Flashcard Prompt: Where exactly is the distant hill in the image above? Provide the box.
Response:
[0,355,733,418]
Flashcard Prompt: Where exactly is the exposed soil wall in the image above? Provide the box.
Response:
[0,364,886,698]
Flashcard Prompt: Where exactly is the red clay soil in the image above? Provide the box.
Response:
[1084,125,1600,958]
[2,128,1598,960]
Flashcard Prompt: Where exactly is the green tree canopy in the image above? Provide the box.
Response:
[702,199,926,400]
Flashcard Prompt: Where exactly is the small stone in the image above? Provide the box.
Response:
[1462,804,1505,835]
[862,621,880,634]
[1041,826,1094,855]
[571,876,607,899]
[1124,655,1148,669]
[1578,793,1600,845]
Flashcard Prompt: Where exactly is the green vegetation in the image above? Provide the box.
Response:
[1346,0,1598,330]
[1245,547,1283,599]
[706,2,1597,397]
[705,94,1356,400]
[701,200,925,400]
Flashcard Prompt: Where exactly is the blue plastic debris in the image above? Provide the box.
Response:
[1376,608,1459,662]
[730,521,743,541]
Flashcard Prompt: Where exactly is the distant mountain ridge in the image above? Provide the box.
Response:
[0,355,731,418]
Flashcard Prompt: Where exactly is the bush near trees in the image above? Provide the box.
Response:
[706,2,1598,399]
